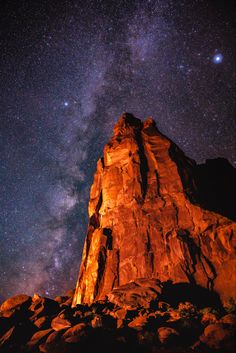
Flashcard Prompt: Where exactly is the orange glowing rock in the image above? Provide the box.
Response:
[73,113,236,307]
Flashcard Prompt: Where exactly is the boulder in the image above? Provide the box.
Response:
[128,315,149,330]
[0,294,32,319]
[62,323,88,343]
[157,327,180,344]
[54,296,68,305]
[91,315,103,328]
[201,311,218,325]
[63,323,87,338]
[0,320,35,349]
[113,308,128,320]
[51,316,72,331]
[34,316,51,329]
[0,326,15,348]
[0,294,31,312]
[61,297,73,307]
[167,309,181,322]
[29,294,60,320]
[27,328,53,348]
[117,319,124,328]
[200,323,235,351]
[39,330,64,353]
[220,313,236,325]
[107,278,162,309]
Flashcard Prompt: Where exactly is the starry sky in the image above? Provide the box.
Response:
[0,0,235,301]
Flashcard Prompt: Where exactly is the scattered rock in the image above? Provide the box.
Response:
[39,330,64,353]
[0,326,15,348]
[158,301,171,311]
[0,294,31,312]
[54,296,68,305]
[0,290,235,353]
[57,308,73,320]
[157,327,180,344]
[128,315,149,330]
[34,316,51,329]
[107,279,162,309]
[46,330,63,344]
[178,302,198,319]
[220,313,236,325]
[113,308,128,320]
[201,311,218,325]
[91,314,103,328]
[200,323,235,351]
[27,328,53,348]
[117,319,124,328]
[55,293,74,307]
[137,330,156,346]
[0,294,32,319]
[51,316,72,331]
[0,320,35,349]
[73,310,83,319]
[63,323,87,338]
[167,309,181,322]
[61,297,73,307]
[29,295,60,320]
[63,323,88,343]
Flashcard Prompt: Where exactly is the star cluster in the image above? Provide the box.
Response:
[0,0,235,301]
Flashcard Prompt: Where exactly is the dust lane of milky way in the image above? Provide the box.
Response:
[0,0,235,301]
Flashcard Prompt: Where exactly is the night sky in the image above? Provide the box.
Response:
[0,0,235,301]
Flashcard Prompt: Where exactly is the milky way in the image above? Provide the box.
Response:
[0,0,235,300]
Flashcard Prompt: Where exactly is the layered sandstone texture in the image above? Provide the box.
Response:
[73,113,236,306]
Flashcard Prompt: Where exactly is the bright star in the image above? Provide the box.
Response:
[64,101,69,107]
[213,53,223,64]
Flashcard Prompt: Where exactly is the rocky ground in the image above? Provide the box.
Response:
[0,285,235,353]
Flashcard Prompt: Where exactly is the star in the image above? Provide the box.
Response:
[64,101,69,107]
[213,53,223,64]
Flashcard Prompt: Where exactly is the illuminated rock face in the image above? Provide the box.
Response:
[73,113,236,306]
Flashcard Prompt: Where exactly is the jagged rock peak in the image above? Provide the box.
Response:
[73,113,236,307]
[113,113,157,136]
[115,112,143,128]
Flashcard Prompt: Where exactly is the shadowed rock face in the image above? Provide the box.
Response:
[194,158,236,222]
[73,113,236,306]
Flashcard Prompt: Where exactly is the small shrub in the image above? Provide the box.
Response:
[178,302,199,319]
[200,306,220,318]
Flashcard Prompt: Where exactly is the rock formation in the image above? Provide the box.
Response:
[1,113,236,353]
[73,113,236,306]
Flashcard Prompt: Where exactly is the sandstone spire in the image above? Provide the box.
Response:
[73,113,236,306]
